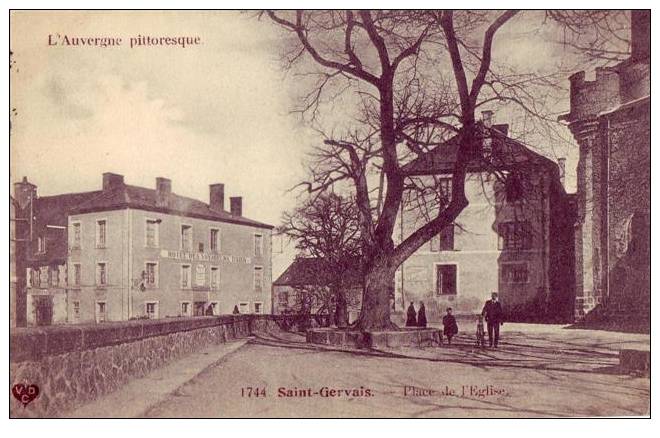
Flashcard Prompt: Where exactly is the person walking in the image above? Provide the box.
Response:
[481,292,504,347]
[442,307,459,345]
[405,302,417,327]
[417,302,427,328]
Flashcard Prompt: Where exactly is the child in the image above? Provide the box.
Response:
[442,307,459,345]
[475,315,486,348]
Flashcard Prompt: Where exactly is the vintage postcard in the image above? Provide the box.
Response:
[8,8,650,419]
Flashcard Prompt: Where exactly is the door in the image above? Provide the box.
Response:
[194,301,206,316]
[35,296,53,326]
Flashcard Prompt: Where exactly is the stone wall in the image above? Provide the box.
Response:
[563,15,650,322]
[10,315,256,418]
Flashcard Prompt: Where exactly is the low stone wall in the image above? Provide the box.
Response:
[10,315,253,418]
[307,327,443,349]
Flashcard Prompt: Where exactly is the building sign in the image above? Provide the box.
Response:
[160,250,252,264]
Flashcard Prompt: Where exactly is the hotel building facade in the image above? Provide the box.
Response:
[16,173,273,325]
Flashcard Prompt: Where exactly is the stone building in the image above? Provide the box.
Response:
[14,173,273,325]
[560,11,650,327]
[273,257,362,323]
[14,182,95,326]
[395,113,576,322]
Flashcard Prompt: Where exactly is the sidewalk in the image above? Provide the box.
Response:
[64,339,249,418]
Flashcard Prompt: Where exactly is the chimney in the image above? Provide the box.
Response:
[209,183,225,211]
[630,10,650,62]
[156,177,172,208]
[13,176,37,210]
[102,172,124,191]
[557,157,566,187]
[482,110,494,128]
[230,196,242,217]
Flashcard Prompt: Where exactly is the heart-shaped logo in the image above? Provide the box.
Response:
[12,383,40,407]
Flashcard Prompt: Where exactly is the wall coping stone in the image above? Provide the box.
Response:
[10,315,254,363]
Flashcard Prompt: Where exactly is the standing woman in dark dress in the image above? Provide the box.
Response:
[417,302,427,328]
[442,307,459,345]
[405,302,417,327]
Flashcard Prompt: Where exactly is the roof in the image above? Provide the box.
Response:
[401,123,559,177]
[68,184,273,229]
[37,191,103,226]
[274,257,362,287]
[26,191,102,266]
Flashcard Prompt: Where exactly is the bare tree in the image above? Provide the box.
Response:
[279,192,361,327]
[263,10,624,330]
[546,10,631,63]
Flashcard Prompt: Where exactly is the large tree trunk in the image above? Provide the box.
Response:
[355,256,398,331]
[333,287,349,328]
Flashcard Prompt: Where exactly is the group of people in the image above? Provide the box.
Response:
[405,301,427,328]
[405,292,505,348]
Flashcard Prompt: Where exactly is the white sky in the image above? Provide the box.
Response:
[10,10,588,276]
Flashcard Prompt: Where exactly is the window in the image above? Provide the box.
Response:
[501,263,529,284]
[145,302,159,319]
[436,264,457,296]
[181,264,191,288]
[210,266,220,290]
[96,262,107,286]
[278,291,289,307]
[72,263,81,286]
[504,173,524,203]
[26,268,33,288]
[71,222,81,249]
[498,221,532,250]
[430,225,455,251]
[145,219,159,247]
[39,266,48,287]
[254,266,263,292]
[254,234,263,257]
[210,228,220,252]
[207,302,218,316]
[30,268,40,288]
[145,262,158,288]
[439,177,452,202]
[195,264,206,287]
[254,302,263,315]
[198,243,204,253]
[96,301,107,323]
[96,220,107,248]
[239,302,250,314]
[181,225,192,251]
[37,236,46,253]
[181,302,191,317]
[50,266,60,287]
[72,301,80,321]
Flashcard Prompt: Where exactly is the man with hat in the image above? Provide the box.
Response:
[481,292,504,347]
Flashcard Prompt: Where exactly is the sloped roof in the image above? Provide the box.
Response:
[274,257,362,287]
[37,191,103,226]
[69,184,273,229]
[401,123,558,176]
[25,191,103,266]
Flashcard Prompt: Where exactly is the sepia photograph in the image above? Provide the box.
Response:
[7,5,651,420]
